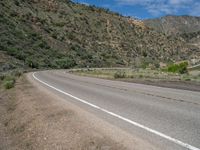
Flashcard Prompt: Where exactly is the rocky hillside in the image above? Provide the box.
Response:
[144,15,200,35]
[0,0,198,72]
[144,15,200,63]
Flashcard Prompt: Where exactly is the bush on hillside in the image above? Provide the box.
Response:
[3,80,15,89]
[7,47,18,56]
[3,76,16,89]
[165,62,188,74]
[11,70,23,77]
[0,74,5,80]
[25,58,39,69]
[114,71,126,78]
[52,57,76,69]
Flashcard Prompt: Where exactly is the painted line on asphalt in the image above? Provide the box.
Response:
[32,72,200,150]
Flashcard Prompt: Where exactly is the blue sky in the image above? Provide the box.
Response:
[73,0,200,19]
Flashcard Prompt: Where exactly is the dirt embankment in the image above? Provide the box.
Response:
[0,75,156,150]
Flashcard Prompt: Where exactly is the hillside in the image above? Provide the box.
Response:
[143,15,200,64]
[0,0,199,72]
[180,30,200,50]
[144,15,200,35]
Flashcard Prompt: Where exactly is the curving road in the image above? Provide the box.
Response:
[31,70,200,150]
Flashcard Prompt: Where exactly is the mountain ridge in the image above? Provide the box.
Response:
[144,15,200,35]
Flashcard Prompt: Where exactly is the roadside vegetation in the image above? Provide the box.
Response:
[0,70,23,89]
[163,62,188,74]
[3,76,15,89]
[70,67,200,83]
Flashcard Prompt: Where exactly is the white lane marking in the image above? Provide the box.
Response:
[33,72,200,150]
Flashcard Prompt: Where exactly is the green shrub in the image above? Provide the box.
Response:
[114,71,126,78]
[11,70,22,77]
[3,80,15,89]
[184,78,191,81]
[7,47,18,56]
[166,62,188,74]
[54,22,65,27]
[0,74,5,80]
[52,57,76,69]
[25,58,39,69]
[139,74,143,78]
[4,76,15,82]
[3,76,16,89]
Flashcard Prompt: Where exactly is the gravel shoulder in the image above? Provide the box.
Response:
[0,73,157,150]
[120,79,200,92]
[70,69,200,92]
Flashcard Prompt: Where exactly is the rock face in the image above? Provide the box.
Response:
[144,15,200,35]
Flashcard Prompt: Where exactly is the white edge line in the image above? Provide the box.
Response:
[32,72,200,150]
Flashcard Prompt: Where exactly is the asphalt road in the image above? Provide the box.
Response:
[32,70,200,150]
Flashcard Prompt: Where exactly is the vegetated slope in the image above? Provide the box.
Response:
[144,15,200,61]
[0,0,198,72]
[180,30,200,49]
[144,15,200,35]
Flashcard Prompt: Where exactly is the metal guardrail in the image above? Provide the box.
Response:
[188,64,200,69]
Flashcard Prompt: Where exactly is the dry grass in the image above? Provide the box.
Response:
[71,68,199,81]
[70,68,200,91]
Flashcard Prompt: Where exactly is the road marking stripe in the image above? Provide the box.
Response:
[33,72,200,150]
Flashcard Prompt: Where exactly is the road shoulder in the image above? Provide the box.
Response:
[0,73,158,150]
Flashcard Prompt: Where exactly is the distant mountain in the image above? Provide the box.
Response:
[144,15,200,35]
[0,1,199,72]
[144,15,200,62]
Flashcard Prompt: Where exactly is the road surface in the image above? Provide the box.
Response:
[31,70,200,150]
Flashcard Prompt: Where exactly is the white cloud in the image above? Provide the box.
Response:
[147,3,174,16]
[82,2,90,6]
[116,0,163,5]
[115,0,197,16]
[169,0,192,5]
